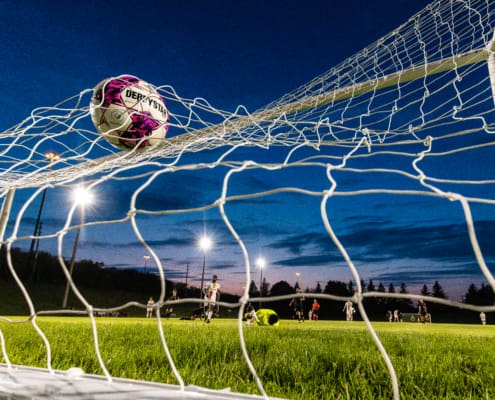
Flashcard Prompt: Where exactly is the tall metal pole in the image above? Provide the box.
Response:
[0,190,15,279]
[143,255,150,273]
[185,262,189,297]
[198,235,212,318]
[28,152,59,282]
[0,190,15,246]
[259,267,263,308]
[62,207,84,309]
[256,257,265,309]
[200,256,206,297]
[27,189,47,282]
[32,222,43,282]
[200,253,206,317]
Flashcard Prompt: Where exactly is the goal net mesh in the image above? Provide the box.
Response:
[1,0,495,398]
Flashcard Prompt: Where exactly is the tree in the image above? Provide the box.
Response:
[270,280,294,297]
[398,282,414,311]
[432,280,446,298]
[464,283,495,305]
[420,284,429,296]
[324,280,353,296]
[463,283,478,304]
[479,283,495,305]
[386,282,397,310]
[260,277,270,297]
[429,280,448,314]
[248,280,258,297]
[269,280,295,318]
[377,282,386,308]
[363,280,379,315]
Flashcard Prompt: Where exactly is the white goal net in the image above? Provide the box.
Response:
[1,0,495,399]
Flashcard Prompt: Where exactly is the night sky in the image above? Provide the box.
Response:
[1,0,493,301]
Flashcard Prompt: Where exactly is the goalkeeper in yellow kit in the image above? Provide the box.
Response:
[246,308,279,326]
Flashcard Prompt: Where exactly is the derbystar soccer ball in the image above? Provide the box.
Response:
[90,75,169,150]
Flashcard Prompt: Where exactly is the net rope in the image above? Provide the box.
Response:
[1,0,495,398]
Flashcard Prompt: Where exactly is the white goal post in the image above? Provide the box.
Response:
[1,0,495,399]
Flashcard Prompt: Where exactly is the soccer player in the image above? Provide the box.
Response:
[289,288,305,322]
[311,299,320,320]
[146,297,155,318]
[205,275,220,323]
[256,309,279,326]
[245,304,258,326]
[418,300,428,323]
[164,288,179,317]
[343,300,354,321]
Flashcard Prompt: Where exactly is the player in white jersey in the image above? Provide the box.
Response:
[205,275,220,323]
[343,300,354,321]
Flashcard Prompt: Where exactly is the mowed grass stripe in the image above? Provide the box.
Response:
[1,317,494,399]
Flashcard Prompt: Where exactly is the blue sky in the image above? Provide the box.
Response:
[0,0,433,124]
[1,0,494,301]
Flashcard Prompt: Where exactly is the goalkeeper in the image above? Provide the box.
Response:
[255,308,279,326]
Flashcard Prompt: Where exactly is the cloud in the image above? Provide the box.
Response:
[342,220,495,263]
[371,261,486,284]
[262,219,495,269]
[274,254,345,266]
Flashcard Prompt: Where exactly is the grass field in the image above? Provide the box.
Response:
[1,317,494,399]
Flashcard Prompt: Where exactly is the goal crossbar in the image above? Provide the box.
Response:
[9,46,492,190]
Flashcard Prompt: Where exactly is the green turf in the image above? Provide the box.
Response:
[1,317,494,399]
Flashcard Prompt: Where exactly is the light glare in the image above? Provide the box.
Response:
[198,235,212,252]
[72,187,93,206]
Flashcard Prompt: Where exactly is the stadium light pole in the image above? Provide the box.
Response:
[256,257,265,308]
[198,235,212,316]
[185,262,189,297]
[143,254,151,273]
[62,186,93,309]
[28,151,60,282]
[295,271,301,290]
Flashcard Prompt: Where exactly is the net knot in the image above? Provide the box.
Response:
[352,292,362,303]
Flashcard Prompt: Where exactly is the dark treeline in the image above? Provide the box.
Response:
[0,247,492,322]
[0,247,239,312]
[249,278,494,323]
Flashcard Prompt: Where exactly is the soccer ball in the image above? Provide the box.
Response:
[90,75,169,150]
